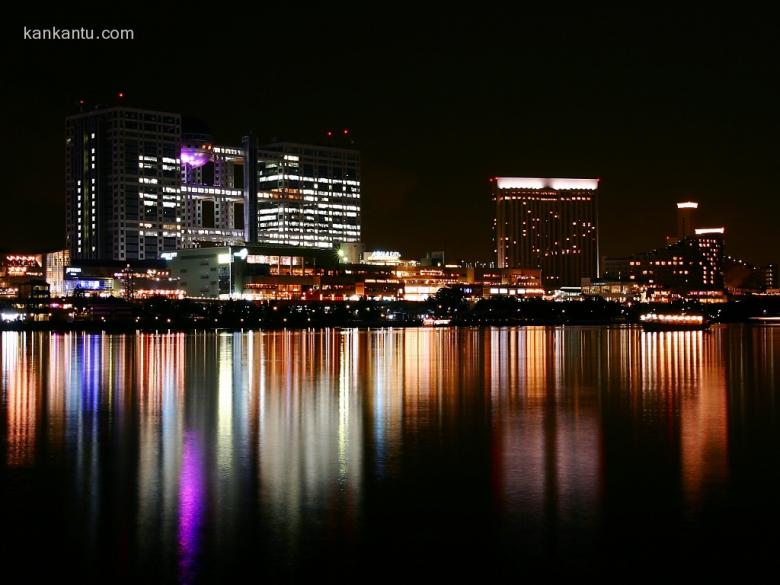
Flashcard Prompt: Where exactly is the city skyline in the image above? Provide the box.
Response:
[3,15,779,264]
[5,14,780,585]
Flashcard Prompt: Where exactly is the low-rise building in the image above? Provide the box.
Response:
[167,245,338,299]
[581,278,644,303]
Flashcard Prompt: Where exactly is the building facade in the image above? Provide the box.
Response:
[45,250,70,297]
[603,230,725,294]
[66,105,364,260]
[65,106,182,261]
[180,138,245,248]
[248,142,361,248]
[0,254,46,299]
[167,245,338,299]
[493,177,599,288]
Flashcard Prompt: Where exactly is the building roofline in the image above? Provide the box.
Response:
[261,141,359,155]
[494,177,599,190]
[66,105,182,121]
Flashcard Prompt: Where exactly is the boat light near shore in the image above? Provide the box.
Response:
[640,312,708,331]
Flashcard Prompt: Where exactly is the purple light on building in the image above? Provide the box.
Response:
[180,147,210,168]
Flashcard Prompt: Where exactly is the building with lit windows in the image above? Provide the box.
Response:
[603,228,725,297]
[764,263,778,290]
[492,177,599,288]
[180,132,245,248]
[58,260,181,298]
[65,106,182,261]
[602,202,730,300]
[167,245,339,299]
[163,246,542,301]
[0,254,46,299]
[247,142,361,248]
[45,249,70,296]
[65,104,363,260]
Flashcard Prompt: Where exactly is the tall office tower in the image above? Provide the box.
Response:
[493,177,599,288]
[248,142,361,248]
[677,201,698,239]
[180,131,245,248]
[65,106,182,261]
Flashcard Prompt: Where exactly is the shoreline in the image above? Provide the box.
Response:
[1,320,775,335]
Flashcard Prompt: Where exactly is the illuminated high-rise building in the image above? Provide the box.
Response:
[65,106,182,261]
[246,142,361,248]
[66,104,361,257]
[179,129,245,248]
[492,177,599,288]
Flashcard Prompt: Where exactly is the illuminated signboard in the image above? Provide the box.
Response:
[65,279,112,291]
[364,251,402,264]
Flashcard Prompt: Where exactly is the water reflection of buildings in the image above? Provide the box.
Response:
[253,330,363,548]
[488,327,602,555]
[133,334,186,575]
[3,332,39,466]
[488,326,733,555]
[3,326,779,579]
[639,331,729,507]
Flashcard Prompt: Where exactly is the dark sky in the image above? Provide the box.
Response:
[3,13,779,264]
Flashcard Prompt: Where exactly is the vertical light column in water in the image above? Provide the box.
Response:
[178,430,204,583]
[162,335,185,555]
[217,333,234,472]
[680,330,728,509]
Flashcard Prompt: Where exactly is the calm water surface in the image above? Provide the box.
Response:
[1,325,779,583]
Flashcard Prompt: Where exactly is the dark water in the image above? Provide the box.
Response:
[1,326,779,583]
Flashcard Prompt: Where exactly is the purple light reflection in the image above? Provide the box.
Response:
[178,431,205,584]
[180,147,210,168]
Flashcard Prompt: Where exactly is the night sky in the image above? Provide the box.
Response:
[3,13,779,264]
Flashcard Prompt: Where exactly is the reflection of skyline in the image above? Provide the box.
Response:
[489,327,602,558]
[1,326,779,579]
[489,327,732,544]
[3,333,38,467]
[253,330,363,553]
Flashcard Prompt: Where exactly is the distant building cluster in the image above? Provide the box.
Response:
[594,201,777,303]
[0,100,777,321]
